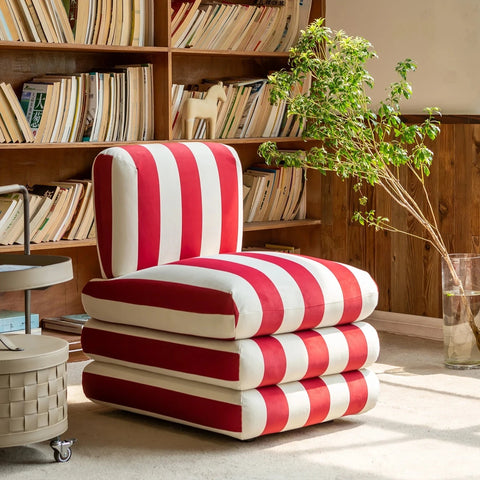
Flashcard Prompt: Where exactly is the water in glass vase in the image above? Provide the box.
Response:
[442,289,480,368]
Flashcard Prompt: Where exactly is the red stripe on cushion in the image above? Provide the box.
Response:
[300,377,330,426]
[342,370,369,416]
[174,257,284,335]
[296,330,329,378]
[252,336,287,387]
[309,257,364,324]
[165,143,202,259]
[82,278,236,315]
[341,324,369,372]
[122,145,161,271]
[238,252,326,329]
[258,385,289,435]
[82,327,240,381]
[83,372,242,433]
[93,153,114,278]
[205,143,240,253]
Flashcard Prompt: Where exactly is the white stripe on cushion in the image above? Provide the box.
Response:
[322,328,350,375]
[323,375,352,422]
[143,144,183,264]
[280,381,311,432]
[107,147,140,277]
[187,142,223,256]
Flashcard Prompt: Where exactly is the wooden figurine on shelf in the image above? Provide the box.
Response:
[183,82,227,140]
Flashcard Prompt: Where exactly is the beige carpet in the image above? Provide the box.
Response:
[1,332,480,480]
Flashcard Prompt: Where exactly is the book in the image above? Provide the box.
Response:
[32,0,59,42]
[49,180,84,240]
[41,314,89,333]
[16,191,54,243]
[0,82,31,143]
[63,179,91,239]
[34,81,60,142]
[119,0,131,45]
[50,0,75,43]
[73,0,88,42]
[0,195,18,233]
[0,309,40,333]
[244,168,275,222]
[4,0,31,41]
[0,0,20,40]
[0,194,23,244]
[20,82,49,137]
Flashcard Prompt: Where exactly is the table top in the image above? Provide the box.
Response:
[0,334,69,374]
[0,253,73,292]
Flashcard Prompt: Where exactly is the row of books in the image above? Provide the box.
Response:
[0,179,95,245]
[171,76,308,140]
[243,162,306,223]
[171,0,312,51]
[243,243,301,254]
[0,0,154,46]
[0,63,153,143]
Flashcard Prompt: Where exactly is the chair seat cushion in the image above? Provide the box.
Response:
[82,361,380,440]
[81,319,379,390]
[82,251,378,340]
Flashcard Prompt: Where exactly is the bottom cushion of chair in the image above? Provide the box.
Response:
[82,361,379,440]
[81,319,379,390]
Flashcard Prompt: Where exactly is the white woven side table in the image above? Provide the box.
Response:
[0,334,75,461]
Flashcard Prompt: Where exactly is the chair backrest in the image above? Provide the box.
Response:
[92,142,243,278]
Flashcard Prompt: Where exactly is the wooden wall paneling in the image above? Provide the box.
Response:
[436,124,456,255]
[372,186,392,312]
[345,179,368,270]
[453,124,473,253]
[469,125,480,252]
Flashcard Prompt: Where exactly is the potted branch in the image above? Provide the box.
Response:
[258,18,480,368]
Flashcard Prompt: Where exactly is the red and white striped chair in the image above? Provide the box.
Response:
[81,142,380,440]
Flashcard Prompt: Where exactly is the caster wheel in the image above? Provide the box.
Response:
[54,448,72,463]
[50,437,76,463]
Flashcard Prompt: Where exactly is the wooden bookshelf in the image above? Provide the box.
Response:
[0,1,326,320]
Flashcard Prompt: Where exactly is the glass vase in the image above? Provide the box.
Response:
[442,253,480,369]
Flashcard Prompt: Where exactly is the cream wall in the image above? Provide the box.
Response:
[326,0,480,114]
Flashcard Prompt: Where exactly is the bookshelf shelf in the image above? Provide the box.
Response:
[171,48,290,58]
[0,239,96,253]
[0,41,168,54]
[0,0,325,320]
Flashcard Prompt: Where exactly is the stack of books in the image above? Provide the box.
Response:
[243,162,307,223]
[243,243,301,254]
[171,0,312,51]
[0,309,40,333]
[0,179,95,245]
[41,313,90,334]
[0,0,154,46]
[0,63,154,144]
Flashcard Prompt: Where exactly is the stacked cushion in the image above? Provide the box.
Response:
[81,143,380,440]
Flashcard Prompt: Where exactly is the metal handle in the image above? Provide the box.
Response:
[0,333,23,351]
[1,184,31,334]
